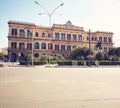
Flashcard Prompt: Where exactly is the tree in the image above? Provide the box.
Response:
[116,47,120,57]
[108,48,116,56]
[103,52,109,60]
[95,52,104,60]
[70,46,94,60]
[108,47,120,61]
[39,55,48,63]
[0,52,5,60]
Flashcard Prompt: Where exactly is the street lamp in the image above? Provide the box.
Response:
[35,1,64,66]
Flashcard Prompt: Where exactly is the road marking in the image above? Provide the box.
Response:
[85,81,105,85]
[1,80,20,83]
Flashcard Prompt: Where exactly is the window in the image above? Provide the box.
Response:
[15,29,17,36]
[67,34,71,40]
[95,37,97,41]
[41,43,46,49]
[73,46,76,49]
[11,42,17,49]
[78,35,82,41]
[35,32,39,37]
[73,34,77,41]
[104,37,107,43]
[55,33,59,40]
[55,45,59,51]
[61,45,65,51]
[11,28,17,36]
[48,43,53,50]
[12,28,14,36]
[19,29,25,37]
[99,37,102,42]
[34,42,39,49]
[19,43,25,50]
[27,30,32,37]
[42,32,45,37]
[27,43,32,50]
[48,33,51,38]
[108,37,112,43]
[67,45,71,51]
[61,33,65,40]
[91,37,94,41]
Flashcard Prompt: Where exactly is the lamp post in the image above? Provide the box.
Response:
[35,1,63,66]
[31,33,34,66]
[88,29,91,66]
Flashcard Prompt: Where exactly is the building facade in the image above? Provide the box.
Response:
[8,20,113,62]
[1,47,8,55]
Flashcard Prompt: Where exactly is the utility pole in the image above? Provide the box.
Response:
[89,29,91,66]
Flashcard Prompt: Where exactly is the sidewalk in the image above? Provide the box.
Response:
[0,61,120,68]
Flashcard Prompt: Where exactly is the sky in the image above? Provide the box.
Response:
[0,0,120,51]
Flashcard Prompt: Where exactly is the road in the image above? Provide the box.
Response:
[0,66,120,108]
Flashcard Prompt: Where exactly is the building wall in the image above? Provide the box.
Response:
[7,20,113,61]
[1,47,8,55]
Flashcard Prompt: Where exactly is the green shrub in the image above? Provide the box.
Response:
[58,60,72,65]
[85,60,96,66]
[111,61,118,65]
[20,61,47,65]
[77,61,84,65]
[50,59,58,64]
[99,61,110,65]
[118,61,120,65]
[99,61,120,65]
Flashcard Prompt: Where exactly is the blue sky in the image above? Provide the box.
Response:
[0,0,120,51]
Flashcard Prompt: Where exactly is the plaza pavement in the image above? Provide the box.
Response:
[0,64,120,108]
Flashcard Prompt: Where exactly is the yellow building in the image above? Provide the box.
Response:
[8,20,113,62]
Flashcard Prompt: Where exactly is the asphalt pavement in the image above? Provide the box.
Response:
[0,65,120,108]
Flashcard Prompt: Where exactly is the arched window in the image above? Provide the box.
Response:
[34,42,39,49]
[78,35,82,41]
[41,43,46,49]
[11,42,17,49]
[48,43,53,50]
[11,28,17,36]
[12,28,14,36]
[55,45,59,51]
[19,29,25,37]
[35,32,39,37]
[19,43,25,50]
[42,32,45,37]
[48,33,51,38]
[27,29,32,37]
[55,33,59,40]
[27,43,32,50]
[91,37,94,41]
